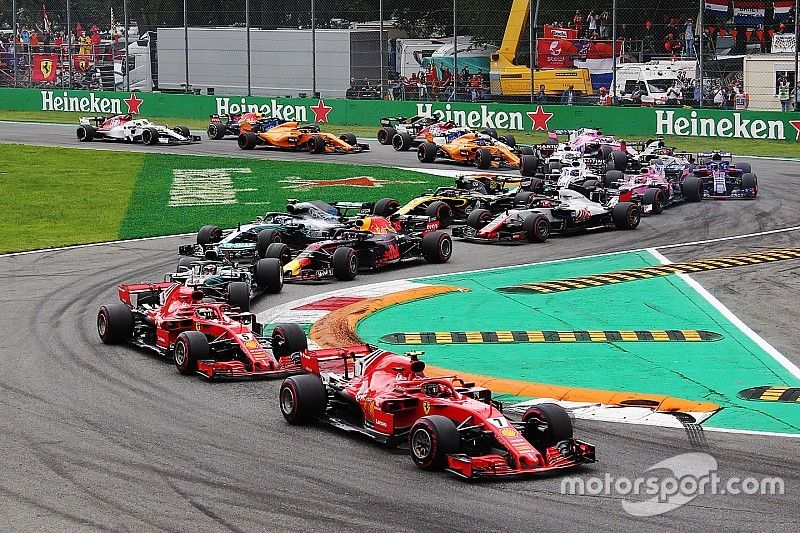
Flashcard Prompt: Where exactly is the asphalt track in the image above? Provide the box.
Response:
[1,122,798,530]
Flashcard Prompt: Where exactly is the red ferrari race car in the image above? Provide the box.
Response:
[279,349,596,480]
[97,281,308,379]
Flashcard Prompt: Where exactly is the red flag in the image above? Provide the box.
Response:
[537,39,579,68]
[33,54,58,82]
[73,54,91,71]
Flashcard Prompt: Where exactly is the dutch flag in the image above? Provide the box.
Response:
[773,0,793,20]
[705,0,730,19]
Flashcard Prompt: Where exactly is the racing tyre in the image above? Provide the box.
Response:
[682,176,703,202]
[514,191,537,208]
[517,145,535,156]
[238,132,259,150]
[255,258,284,293]
[377,126,397,145]
[421,231,452,263]
[97,303,134,344]
[522,213,550,243]
[520,155,539,177]
[332,247,358,281]
[474,148,492,170]
[340,132,358,146]
[425,201,453,228]
[547,161,562,174]
[393,132,414,151]
[466,208,493,230]
[177,256,196,271]
[642,187,665,215]
[735,162,752,174]
[582,179,598,190]
[174,331,208,375]
[417,142,438,163]
[257,229,283,258]
[598,144,613,162]
[174,125,191,138]
[480,128,498,139]
[306,134,325,154]
[499,134,516,147]
[522,403,573,451]
[207,123,226,140]
[609,149,627,171]
[271,323,308,358]
[603,170,624,188]
[280,374,327,424]
[373,197,400,216]
[142,127,159,145]
[612,201,640,230]
[265,243,292,265]
[197,225,223,246]
[741,173,757,196]
[227,281,250,312]
[77,125,96,142]
[409,415,461,471]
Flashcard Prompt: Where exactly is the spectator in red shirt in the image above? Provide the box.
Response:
[573,10,584,37]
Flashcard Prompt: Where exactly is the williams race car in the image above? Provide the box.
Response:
[691,152,757,199]
[279,349,596,480]
[264,215,452,282]
[97,281,309,379]
[237,118,368,153]
[168,257,284,312]
[77,114,201,144]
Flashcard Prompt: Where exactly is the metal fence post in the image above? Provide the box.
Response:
[67,0,72,88]
[529,0,538,102]
[453,0,457,100]
[12,0,16,87]
[184,0,189,92]
[246,0,251,96]
[380,0,385,98]
[612,0,618,105]
[698,0,704,107]
[794,0,799,104]
[124,0,130,91]
[312,0,316,97]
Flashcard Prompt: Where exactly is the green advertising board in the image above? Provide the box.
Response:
[1,87,798,142]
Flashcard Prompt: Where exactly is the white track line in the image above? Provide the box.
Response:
[648,247,800,380]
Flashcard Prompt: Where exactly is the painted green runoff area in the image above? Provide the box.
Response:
[0,144,450,253]
[356,250,800,435]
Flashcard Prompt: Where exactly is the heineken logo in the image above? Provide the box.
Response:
[216,97,309,122]
[655,110,789,141]
[41,90,125,114]
[416,103,525,131]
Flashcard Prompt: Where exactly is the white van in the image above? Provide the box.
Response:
[614,62,694,105]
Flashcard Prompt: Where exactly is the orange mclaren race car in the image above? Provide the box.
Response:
[237,117,368,153]
[417,130,537,175]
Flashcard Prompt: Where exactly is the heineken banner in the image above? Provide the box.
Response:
[1,88,798,142]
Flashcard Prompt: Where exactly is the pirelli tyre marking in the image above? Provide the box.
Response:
[499,248,800,294]
[737,386,800,403]
[380,329,723,345]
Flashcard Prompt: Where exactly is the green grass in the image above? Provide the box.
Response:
[3,109,798,158]
[0,144,144,253]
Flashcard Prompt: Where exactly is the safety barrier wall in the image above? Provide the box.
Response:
[1,88,798,142]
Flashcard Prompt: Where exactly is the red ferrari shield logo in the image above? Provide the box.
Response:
[422,401,431,415]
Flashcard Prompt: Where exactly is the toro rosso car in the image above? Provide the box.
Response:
[77,115,201,144]
[377,115,440,146]
[691,152,757,199]
[264,215,452,282]
[370,174,543,228]
[167,257,284,312]
[97,281,309,379]
[279,349,595,480]
[417,130,538,174]
[206,112,254,139]
[237,118,368,153]
[179,201,369,262]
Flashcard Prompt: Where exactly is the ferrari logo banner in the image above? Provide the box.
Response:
[32,54,58,82]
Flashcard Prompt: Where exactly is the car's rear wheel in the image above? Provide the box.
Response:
[499,134,516,147]
[642,187,665,214]
[474,148,492,169]
[377,126,397,145]
[97,303,133,344]
[612,202,640,229]
[280,374,327,424]
[265,242,292,265]
[306,134,325,154]
[517,145,534,156]
[522,213,550,243]
[409,415,461,470]
[177,256,196,271]
[174,331,209,375]
[735,162,752,174]
[77,125,96,142]
[424,201,452,228]
[226,281,250,312]
[522,403,573,452]
[174,125,191,138]
[393,132,414,151]
[514,191,537,208]
[603,170,624,188]
[255,258,284,293]
[466,208,493,230]
[142,127,159,145]
[480,128,498,139]
[257,228,283,258]
[417,142,438,163]
[207,123,226,140]
[271,323,308,358]
[520,154,539,177]
[332,247,358,280]
[197,225,223,246]
[422,231,452,263]
[238,132,259,150]
[340,132,358,146]
[373,197,400,216]
[609,149,627,171]
[682,176,703,202]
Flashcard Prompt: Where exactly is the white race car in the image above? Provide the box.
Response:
[76,114,201,145]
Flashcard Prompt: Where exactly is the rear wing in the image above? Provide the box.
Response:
[79,116,111,126]
[331,201,373,216]
[697,151,732,162]
[299,345,376,376]
[380,116,408,126]
[117,282,175,307]
[209,113,241,123]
